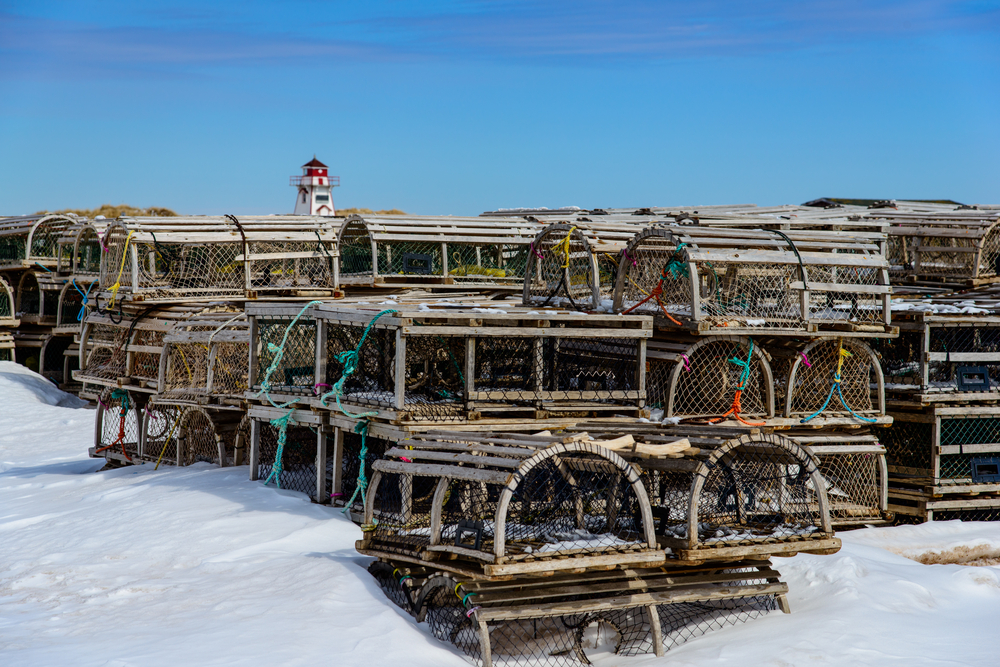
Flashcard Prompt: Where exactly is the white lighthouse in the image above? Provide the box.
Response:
[291,156,339,216]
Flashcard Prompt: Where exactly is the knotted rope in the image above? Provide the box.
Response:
[107,230,135,308]
[621,244,687,326]
[71,279,95,322]
[94,389,133,461]
[800,342,877,424]
[708,339,766,427]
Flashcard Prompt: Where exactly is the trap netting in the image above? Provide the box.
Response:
[79,320,130,384]
[0,333,13,362]
[336,216,536,288]
[931,504,1000,522]
[805,445,886,526]
[244,239,336,294]
[0,275,15,325]
[523,225,599,310]
[142,401,185,463]
[363,440,656,566]
[253,314,317,397]
[938,416,1000,485]
[56,278,97,329]
[28,214,79,267]
[407,570,781,667]
[885,233,912,280]
[873,331,923,388]
[646,336,772,421]
[15,272,44,319]
[647,433,834,557]
[335,428,391,509]
[72,224,105,276]
[614,228,890,330]
[101,224,244,303]
[880,419,934,478]
[784,338,883,422]
[95,387,143,462]
[40,335,73,385]
[927,323,1000,391]
[162,313,249,403]
[256,420,320,496]
[910,232,987,280]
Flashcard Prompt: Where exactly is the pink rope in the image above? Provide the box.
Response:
[799,352,812,368]
[466,606,481,618]
[313,382,331,395]
[622,248,637,266]
[529,242,544,260]
[680,354,691,372]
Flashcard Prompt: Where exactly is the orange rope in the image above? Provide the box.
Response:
[622,278,683,326]
[707,385,766,427]
[94,409,133,461]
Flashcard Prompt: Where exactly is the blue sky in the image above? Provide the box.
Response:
[1,1,998,215]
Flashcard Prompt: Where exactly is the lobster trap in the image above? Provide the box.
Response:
[139,402,250,468]
[358,431,666,577]
[785,430,889,527]
[878,310,1000,402]
[248,303,651,422]
[0,274,17,327]
[53,277,98,335]
[38,334,75,386]
[522,224,601,310]
[376,559,786,667]
[336,215,540,290]
[0,213,82,271]
[15,271,67,326]
[90,387,148,465]
[773,337,887,424]
[0,331,14,362]
[97,216,341,305]
[76,304,244,396]
[872,210,1000,285]
[160,312,249,406]
[612,227,893,334]
[645,335,774,423]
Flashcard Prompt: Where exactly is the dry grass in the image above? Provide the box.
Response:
[35,204,177,218]
[337,208,407,216]
[901,544,1000,567]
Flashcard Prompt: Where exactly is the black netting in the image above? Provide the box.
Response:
[934,507,1000,521]
[928,325,1000,389]
[368,561,417,615]
[939,417,1000,482]
[17,275,40,316]
[658,595,778,651]
[370,472,440,555]
[873,333,922,386]
[41,336,72,384]
[257,422,318,495]
[816,451,884,524]
[882,420,934,476]
[339,430,390,507]
[324,323,395,408]
[255,317,316,395]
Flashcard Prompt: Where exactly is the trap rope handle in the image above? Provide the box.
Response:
[707,339,766,427]
[800,342,878,424]
[107,230,135,309]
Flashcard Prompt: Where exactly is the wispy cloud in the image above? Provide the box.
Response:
[1,0,997,81]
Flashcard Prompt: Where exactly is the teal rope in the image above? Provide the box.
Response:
[800,346,878,424]
[318,309,398,419]
[72,279,95,321]
[342,420,373,512]
[255,300,322,488]
[727,338,754,390]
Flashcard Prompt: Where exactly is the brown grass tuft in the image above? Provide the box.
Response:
[34,204,177,218]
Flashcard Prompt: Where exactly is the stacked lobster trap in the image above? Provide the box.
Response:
[0,274,18,362]
[358,428,841,666]
[79,304,251,469]
[336,215,541,291]
[875,293,1000,521]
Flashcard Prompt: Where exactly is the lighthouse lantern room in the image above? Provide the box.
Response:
[290,156,339,216]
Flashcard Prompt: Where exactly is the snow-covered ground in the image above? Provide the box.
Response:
[1,360,999,666]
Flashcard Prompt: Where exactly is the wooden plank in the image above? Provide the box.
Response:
[372,459,511,484]
[384,447,523,469]
[484,551,668,576]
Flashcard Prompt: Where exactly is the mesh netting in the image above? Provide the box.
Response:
[881,420,934,477]
[939,417,1000,483]
[873,332,923,387]
[0,278,14,322]
[413,576,778,666]
[886,234,912,279]
[255,316,317,396]
[81,322,130,383]
[257,421,318,495]
[143,402,185,463]
[0,233,26,263]
[58,280,96,327]
[524,226,597,309]
[786,339,880,419]
[911,234,983,279]
[40,335,72,384]
[74,226,104,275]
[815,451,884,524]
[96,388,141,460]
[16,273,40,317]
[338,429,390,508]
[450,243,529,287]
[324,322,396,409]
[928,325,1000,390]
[29,216,77,263]
[165,336,248,401]
[246,239,335,292]
[807,265,884,324]
[932,506,1000,521]
[648,337,770,419]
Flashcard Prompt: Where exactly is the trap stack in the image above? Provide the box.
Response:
[877,291,1000,521]
[359,428,840,666]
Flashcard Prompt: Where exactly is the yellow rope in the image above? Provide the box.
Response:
[603,252,652,298]
[108,231,135,308]
[154,410,185,470]
[552,227,577,269]
[177,346,194,383]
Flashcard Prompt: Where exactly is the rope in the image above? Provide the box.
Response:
[538,228,585,311]
[341,420,373,511]
[107,230,135,308]
[707,339,766,427]
[621,250,686,326]
[768,230,809,292]
[71,279,95,321]
[318,309,398,418]
[94,389,133,461]
[800,342,878,424]
[263,411,296,488]
[154,409,185,470]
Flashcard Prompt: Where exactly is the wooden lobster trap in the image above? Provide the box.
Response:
[0,213,83,271]
[877,306,1000,404]
[866,208,1000,286]
[15,270,68,326]
[159,312,249,407]
[248,302,651,422]
[336,215,540,290]
[138,401,250,468]
[613,227,894,335]
[645,335,775,425]
[97,215,342,305]
[76,304,244,396]
[769,337,888,425]
[0,274,18,328]
[0,331,14,362]
[89,387,148,464]
[52,276,98,335]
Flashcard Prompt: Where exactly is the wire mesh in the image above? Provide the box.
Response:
[913,234,981,279]
[97,388,141,460]
[40,335,72,384]
[29,216,77,263]
[142,402,185,463]
[939,417,1000,483]
[257,421,318,495]
[933,506,1000,521]
[81,322,130,383]
[246,239,335,292]
[338,429,391,508]
[886,234,912,279]
[402,335,466,418]
[657,596,778,652]
[0,278,13,322]
[881,420,934,477]
[179,408,222,465]
[928,324,1000,389]
[0,233,26,263]
[651,337,770,419]
[524,226,597,309]
[17,274,40,317]
[873,332,923,387]
[815,451,884,523]
[255,316,317,396]
[808,264,884,324]
[74,226,104,275]
[786,339,880,419]
[324,322,396,409]
[367,561,416,615]
[58,280,95,327]
[979,227,1000,279]
[370,472,441,555]
[451,243,529,287]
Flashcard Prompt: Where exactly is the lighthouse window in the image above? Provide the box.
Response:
[301,192,307,203]
[315,194,329,202]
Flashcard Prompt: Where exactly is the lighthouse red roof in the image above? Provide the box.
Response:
[302,157,328,168]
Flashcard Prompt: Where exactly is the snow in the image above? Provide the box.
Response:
[2,361,1000,666]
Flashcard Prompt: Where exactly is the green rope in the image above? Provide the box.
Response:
[255,300,322,488]
[727,338,754,390]
[110,388,131,415]
[342,420,372,512]
[318,309,398,419]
